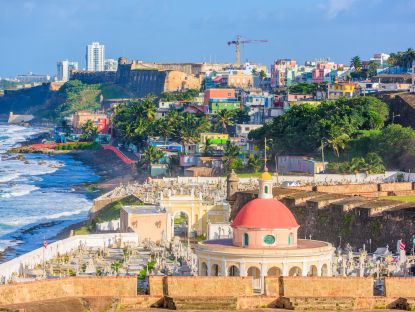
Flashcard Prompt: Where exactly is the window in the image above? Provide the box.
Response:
[264,185,269,194]
[263,235,275,245]
[243,233,249,246]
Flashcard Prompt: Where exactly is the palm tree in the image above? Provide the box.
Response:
[202,139,214,157]
[247,154,263,173]
[153,115,174,144]
[350,56,362,72]
[364,153,385,174]
[403,48,415,68]
[326,134,350,158]
[223,142,240,173]
[141,146,165,170]
[140,96,157,121]
[349,157,365,174]
[214,109,236,133]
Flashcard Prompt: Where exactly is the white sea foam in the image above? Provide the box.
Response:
[0,184,39,198]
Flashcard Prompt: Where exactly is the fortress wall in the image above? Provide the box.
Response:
[385,277,415,297]
[148,276,164,296]
[272,277,373,297]
[0,277,136,305]
[316,184,378,194]
[379,182,413,192]
[162,276,253,297]
[264,276,281,296]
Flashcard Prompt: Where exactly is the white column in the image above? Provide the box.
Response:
[260,262,267,294]
[282,261,288,276]
[207,257,211,276]
[222,259,227,276]
[302,261,308,277]
[317,263,322,276]
[240,261,246,276]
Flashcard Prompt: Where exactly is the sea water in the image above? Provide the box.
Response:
[0,124,99,261]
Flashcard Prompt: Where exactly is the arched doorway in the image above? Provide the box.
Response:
[288,266,302,276]
[267,267,282,277]
[308,265,318,276]
[321,264,328,276]
[211,264,220,276]
[174,211,189,237]
[228,265,240,276]
[200,262,208,276]
[247,266,261,290]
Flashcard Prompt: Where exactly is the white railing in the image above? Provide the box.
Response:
[0,233,138,283]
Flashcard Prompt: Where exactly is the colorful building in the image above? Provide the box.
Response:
[270,59,298,88]
[328,82,359,100]
[72,110,109,133]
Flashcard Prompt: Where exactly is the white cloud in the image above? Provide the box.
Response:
[323,0,358,18]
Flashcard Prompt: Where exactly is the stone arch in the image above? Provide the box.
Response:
[211,264,220,276]
[247,266,261,290]
[173,210,190,237]
[321,263,328,276]
[308,265,318,277]
[288,266,302,276]
[267,266,282,277]
[200,262,208,276]
[228,265,240,276]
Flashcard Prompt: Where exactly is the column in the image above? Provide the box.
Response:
[260,262,267,294]
[240,261,246,276]
[207,257,211,276]
[317,263,322,276]
[302,261,308,277]
[222,259,227,276]
[282,261,288,276]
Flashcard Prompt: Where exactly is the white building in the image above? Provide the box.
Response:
[86,42,105,72]
[56,60,78,82]
[104,58,118,71]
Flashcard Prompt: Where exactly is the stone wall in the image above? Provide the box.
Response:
[0,277,136,305]
[384,277,415,297]
[316,183,378,194]
[149,276,253,297]
[265,277,373,297]
[70,71,116,84]
[379,182,413,192]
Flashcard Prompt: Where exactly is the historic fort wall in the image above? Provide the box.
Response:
[265,277,373,297]
[384,277,415,297]
[149,276,253,297]
[0,277,136,305]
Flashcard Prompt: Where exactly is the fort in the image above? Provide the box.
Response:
[1,275,415,310]
[70,58,234,98]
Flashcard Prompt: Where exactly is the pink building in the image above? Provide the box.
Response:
[287,94,314,101]
[312,62,339,83]
[271,59,297,88]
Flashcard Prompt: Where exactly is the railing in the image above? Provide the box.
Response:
[103,145,136,165]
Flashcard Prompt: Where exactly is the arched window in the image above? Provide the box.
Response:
[264,185,269,194]
[243,233,249,247]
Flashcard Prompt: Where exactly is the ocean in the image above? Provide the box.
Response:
[0,124,100,261]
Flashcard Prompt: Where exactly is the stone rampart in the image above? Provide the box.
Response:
[385,277,415,297]
[0,277,136,305]
[379,182,413,192]
[149,276,253,297]
[316,184,378,194]
[266,277,373,297]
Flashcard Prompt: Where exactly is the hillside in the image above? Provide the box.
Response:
[0,80,131,122]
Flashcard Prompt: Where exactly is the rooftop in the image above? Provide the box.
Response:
[122,205,164,215]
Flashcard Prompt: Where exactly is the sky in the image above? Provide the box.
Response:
[0,0,414,77]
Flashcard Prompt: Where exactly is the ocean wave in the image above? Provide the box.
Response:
[0,172,20,183]
[0,184,39,198]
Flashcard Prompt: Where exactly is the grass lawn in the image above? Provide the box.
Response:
[380,196,415,203]
[232,172,262,178]
[73,196,142,235]
[100,83,131,99]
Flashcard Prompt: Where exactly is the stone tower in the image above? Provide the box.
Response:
[226,170,239,202]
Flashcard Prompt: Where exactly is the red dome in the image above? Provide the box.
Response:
[232,198,299,229]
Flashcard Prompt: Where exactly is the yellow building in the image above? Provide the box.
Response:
[225,72,254,89]
[328,82,359,100]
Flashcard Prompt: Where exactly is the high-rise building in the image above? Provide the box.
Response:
[86,42,105,72]
[57,60,79,82]
[104,58,118,71]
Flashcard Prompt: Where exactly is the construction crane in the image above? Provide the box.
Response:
[227,35,268,67]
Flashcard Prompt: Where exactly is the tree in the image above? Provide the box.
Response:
[202,139,214,157]
[223,142,240,173]
[247,154,263,173]
[364,153,385,174]
[214,109,236,133]
[141,146,165,170]
[259,70,267,79]
[80,120,98,142]
[366,61,379,78]
[233,109,250,124]
[350,56,362,72]
[152,114,174,144]
[140,96,157,121]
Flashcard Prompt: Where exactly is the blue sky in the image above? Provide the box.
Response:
[1,0,414,77]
